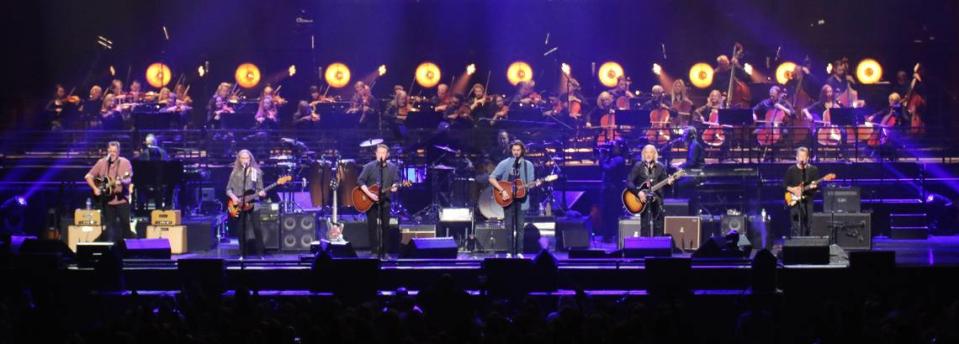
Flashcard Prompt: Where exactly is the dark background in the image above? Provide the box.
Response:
[2,0,958,130]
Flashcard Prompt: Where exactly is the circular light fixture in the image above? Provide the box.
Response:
[415,62,441,88]
[775,61,798,85]
[506,61,533,86]
[234,63,261,89]
[598,61,624,88]
[856,58,883,84]
[324,62,351,88]
[688,63,714,89]
[145,62,172,88]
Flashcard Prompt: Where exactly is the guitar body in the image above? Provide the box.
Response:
[226,194,254,218]
[784,191,802,207]
[226,175,292,218]
[784,173,837,207]
[622,188,648,214]
[494,179,527,207]
[351,184,380,213]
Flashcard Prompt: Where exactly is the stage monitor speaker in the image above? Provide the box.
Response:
[482,258,533,297]
[311,240,358,258]
[67,225,103,252]
[811,212,872,250]
[280,213,317,251]
[311,258,381,301]
[254,207,280,250]
[721,214,747,235]
[556,217,590,251]
[398,224,437,245]
[178,258,225,295]
[568,249,608,259]
[475,221,511,252]
[146,225,187,254]
[76,242,114,268]
[782,236,830,265]
[121,238,172,259]
[645,257,692,296]
[20,238,73,258]
[401,237,458,259]
[621,236,673,258]
[664,216,701,251]
[618,218,645,249]
[824,186,861,213]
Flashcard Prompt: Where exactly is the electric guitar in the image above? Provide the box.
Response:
[326,172,344,241]
[351,180,413,213]
[622,169,686,214]
[226,175,292,218]
[494,174,559,207]
[784,173,836,207]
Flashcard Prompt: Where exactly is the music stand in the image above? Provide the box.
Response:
[405,110,443,129]
[615,109,651,128]
[321,112,360,129]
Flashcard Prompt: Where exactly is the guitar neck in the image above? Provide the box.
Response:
[242,182,280,200]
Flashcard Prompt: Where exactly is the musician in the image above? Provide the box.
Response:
[226,149,267,256]
[255,85,283,130]
[432,83,450,112]
[84,141,133,243]
[714,54,750,96]
[785,63,820,102]
[386,90,412,138]
[802,85,838,121]
[752,85,795,161]
[99,94,125,130]
[784,147,819,237]
[590,91,615,126]
[488,140,536,257]
[45,84,72,130]
[357,144,402,258]
[489,95,509,125]
[610,76,634,100]
[348,82,376,126]
[207,82,234,129]
[159,89,192,129]
[669,80,695,127]
[293,100,320,129]
[80,85,103,129]
[128,80,144,103]
[174,83,193,107]
[108,79,125,98]
[468,83,491,121]
[487,129,512,161]
[639,85,670,111]
[626,145,674,236]
[678,127,705,170]
[694,89,724,125]
[599,139,629,243]
[825,58,856,96]
[510,80,541,105]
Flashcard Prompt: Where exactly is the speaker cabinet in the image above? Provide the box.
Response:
[811,212,872,250]
[401,237,458,259]
[621,236,673,258]
[782,236,830,265]
[474,221,511,252]
[67,225,103,252]
[146,225,187,254]
[254,208,280,250]
[280,213,316,251]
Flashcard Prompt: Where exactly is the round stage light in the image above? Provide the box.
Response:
[775,61,797,85]
[856,58,883,84]
[688,63,714,89]
[415,62,441,88]
[506,61,533,86]
[324,62,351,88]
[145,62,172,88]
[598,61,624,88]
[234,63,261,89]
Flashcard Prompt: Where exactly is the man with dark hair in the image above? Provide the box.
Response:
[784,147,819,237]
[488,140,536,257]
[357,144,401,258]
[84,141,134,243]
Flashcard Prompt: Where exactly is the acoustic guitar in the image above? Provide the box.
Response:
[494,174,559,207]
[622,169,686,214]
[351,180,412,213]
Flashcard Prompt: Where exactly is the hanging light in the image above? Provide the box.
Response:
[688,62,714,89]
[597,61,624,88]
[324,62,351,88]
[856,58,883,84]
[775,61,797,85]
[145,62,172,88]
[234,63,261,89]
[415,61,441,88]
[506,61,533,86]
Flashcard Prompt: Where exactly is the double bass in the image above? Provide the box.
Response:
[786,58,814,145]
[901,63,925,136]
[725,43,751,109]
[865,107,899,148]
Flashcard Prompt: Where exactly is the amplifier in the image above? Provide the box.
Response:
[150,210,182,226]
[74,209,101,226]
[474,221,511,252]
[664,216,701,251]
[399,224,437,245]
[618,218,646,249]
[67,225,103,252]
[824,186,861,213]
[146,225,187,254]
[811,212,872,250]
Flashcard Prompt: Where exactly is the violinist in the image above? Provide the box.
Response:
[255,85,285,130]
[386,89,413,138]
[293,100,319,129]
[347,81,376,126]
[432,83,450,112]
[100,93,124,130]
[206,82,235,129]
[80,85,104,129]
[46,84,78,130]
[469,83,492,120]
[510,80,543,106]
[127,80,144,103]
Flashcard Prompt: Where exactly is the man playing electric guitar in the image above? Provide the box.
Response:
[625,145,675,237]
[226,149,268,257]
[784,147,819,237]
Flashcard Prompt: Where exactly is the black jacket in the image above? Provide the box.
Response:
[627,161,668,199]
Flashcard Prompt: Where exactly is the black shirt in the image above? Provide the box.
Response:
[357,161,402,200]
[627,161,668,199]
[753,98,795,120]
[783,164,820,199]
[682,140,705,169]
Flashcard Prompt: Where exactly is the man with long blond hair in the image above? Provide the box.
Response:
[226,149,267,257]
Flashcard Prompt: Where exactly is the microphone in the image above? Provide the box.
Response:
[513,157,521,169]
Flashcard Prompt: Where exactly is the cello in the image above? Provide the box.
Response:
[596,92,620,144]
[815,102,842,147]
[702,104,727,148]
[786,58,814,145]
[647,102,671,145]
[756,93,787,147]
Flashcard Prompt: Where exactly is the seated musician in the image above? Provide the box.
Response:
[509,80,542,106]
[826,58,863,108]
[752,85,795,161]
[490,95,509,124]
[468,83,492,121]
[254,85,284,130]
[108,79,125,99]
[174,83,194,107]
[432,83,450,112]
[694,90,724,125]
[293,100,319,129]
[610,76,635,109]
[206,82,234,129]
[803,85,843,155]
[589,91,615,127]
[127,80,144,103]
[695,89,730,159]
[639,85,669,110]
[159,89,192,129]
[99,94,125,130]
[386,89,412,137]
[670,79,695,126]
[45,84,73,130]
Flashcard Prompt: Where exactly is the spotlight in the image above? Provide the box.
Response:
[15,196,26,206]
[288,65,297,77]
[561,63,571,75]
[466,63,476,76]
[652,63,662,76]
[415,62,441,88]
[743,63,754,76]
[324,62,351,88]
[109,65,116,77]
[506,61,533,86]
[856,58,883,84]
[826,63,833,75]
[775,61,797,85]
[197,65,206,77]
[688,62,714,89]
[597,61,624,88]
[145,62,172,88]
[378,64,387,76]
[234,63,262,89]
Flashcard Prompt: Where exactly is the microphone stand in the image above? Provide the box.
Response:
[377,159,387,259]
[240,165,249,262]
[511,158,522,256]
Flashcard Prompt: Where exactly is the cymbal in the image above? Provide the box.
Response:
[359,138,384,148]
[433,144,457,153]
